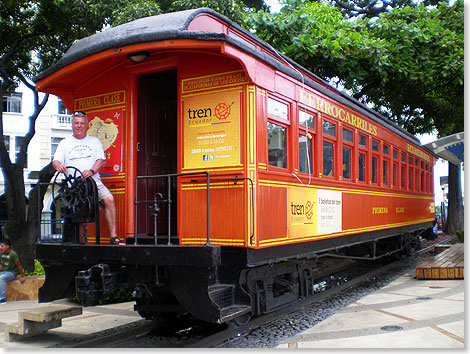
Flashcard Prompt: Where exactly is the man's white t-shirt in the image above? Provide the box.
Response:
[53,135,106,187]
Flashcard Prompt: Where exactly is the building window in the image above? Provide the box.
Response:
[58,100,70,115]
[51,137,64,157]
[15,136,27,168]
[268,122,287,168]
[2,93,22,113]
[0,136,10,167]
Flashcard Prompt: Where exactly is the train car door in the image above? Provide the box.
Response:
[137,70,178,241]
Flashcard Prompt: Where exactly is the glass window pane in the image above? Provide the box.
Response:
[323,141,334,176]
[359,134,367,148]
[372,140,379,152]
[268,122,287,168]
[299,134,313,174]
[372,156,378,183]
[343,128,353,143]
[401,153,406,162]
[299,110,314,129]
[342,147,351,179]
[323,121,336,137]
[383,160,389,185]
[409,156,413,165]
[359,153,366,182]
[408,167,413,189]
[415,171,418,189]
[393,149,398,159]
[393,163,397,187]
[51,137,64,157]
[268,97,288,120]
[401,165,405,188]
[383,145,389,155]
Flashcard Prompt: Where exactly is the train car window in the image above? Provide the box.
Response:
[421,171,425,192]
[299,134,313,174]
[415,158,419,167]
[421,160,424,169]
[393,162,397,187]
[408,166,413,189]
[343,147,351,179]
[415,170,418,190]
[383,144,389,155]
[323,121,336,137]
[299,110,315,129]
[323,141,335,177]
[372,140,379,152]
[343,128,353,143]
[393,149,398,159]
[401,152,406,162]
[383,160,389,186]
[409,156,413,165]
[372,156,378,184]
[268,97,289,120]
[359,134,367,148]
[268,122,287,168]
[359,153,366,182]
[401,165,406,188]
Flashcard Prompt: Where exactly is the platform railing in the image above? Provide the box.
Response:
[134,171,211,246]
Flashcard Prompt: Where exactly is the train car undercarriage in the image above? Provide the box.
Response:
[36,225,430,325]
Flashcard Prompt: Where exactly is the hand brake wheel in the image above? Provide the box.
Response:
[52,166,89,219]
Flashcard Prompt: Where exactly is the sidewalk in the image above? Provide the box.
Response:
[0,299,142,348]
[276,271,464,348]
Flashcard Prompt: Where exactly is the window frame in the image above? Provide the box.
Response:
[297,108,316,176]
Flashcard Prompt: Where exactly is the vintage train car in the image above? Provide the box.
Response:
[34,8,437,324]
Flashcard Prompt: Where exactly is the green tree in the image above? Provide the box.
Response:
[247,0,464,233]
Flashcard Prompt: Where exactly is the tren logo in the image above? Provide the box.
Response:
[290,201,315,220]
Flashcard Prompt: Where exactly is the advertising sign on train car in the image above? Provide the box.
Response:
[183,88,241,170]
[74,91,125,175]
[287,187,342,237]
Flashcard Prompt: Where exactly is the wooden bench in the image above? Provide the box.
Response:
[416,243,464,280]
[4,305,82,342]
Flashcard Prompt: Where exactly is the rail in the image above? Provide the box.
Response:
[134,171,211,246]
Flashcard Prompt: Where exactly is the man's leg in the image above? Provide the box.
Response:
[0,271,17,302]
[101,195,117,239]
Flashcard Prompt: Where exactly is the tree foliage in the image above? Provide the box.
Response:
[247,0,463,136]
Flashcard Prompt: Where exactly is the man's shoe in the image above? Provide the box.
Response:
[110,236,125,245]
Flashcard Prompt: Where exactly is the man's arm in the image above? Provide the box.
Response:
[14,259,26,283]
[87,159,106,177]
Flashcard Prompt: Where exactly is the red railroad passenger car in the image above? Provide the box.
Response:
[35,8,437,324]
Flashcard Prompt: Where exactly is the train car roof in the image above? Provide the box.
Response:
[35,8,425,146]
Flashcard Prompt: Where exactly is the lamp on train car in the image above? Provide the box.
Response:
[127,51,150,63]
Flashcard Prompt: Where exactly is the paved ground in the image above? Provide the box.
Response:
[276,271,464,349]
[0,299,141,348]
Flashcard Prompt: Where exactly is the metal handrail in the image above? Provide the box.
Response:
[134,171,211,246]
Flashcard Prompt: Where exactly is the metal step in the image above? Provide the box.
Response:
[220,305,252,323]
[208,284,235,309]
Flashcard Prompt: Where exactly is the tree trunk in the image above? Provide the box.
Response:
[444,162,464,235]
[4,162,56,272]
